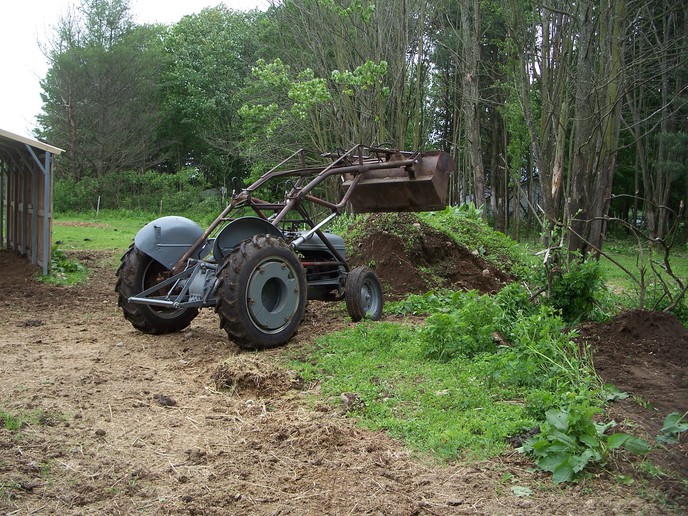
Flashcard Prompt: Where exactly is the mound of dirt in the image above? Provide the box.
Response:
[580,309,688,415]
[578,310,688,504]
[348,213,510,299]
[212,355,304,395]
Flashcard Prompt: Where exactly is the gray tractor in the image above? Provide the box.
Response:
[115,145,455,349]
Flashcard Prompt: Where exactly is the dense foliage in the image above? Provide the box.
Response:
[37,0,687,255]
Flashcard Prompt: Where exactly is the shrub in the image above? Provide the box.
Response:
[420,291,501,360]
[53,169,211,215]
[548,259,605,323]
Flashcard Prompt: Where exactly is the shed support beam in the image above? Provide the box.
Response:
[24,143,53,274]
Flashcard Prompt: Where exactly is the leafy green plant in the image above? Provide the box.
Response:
[656,411,688,445]
[520,403,650,484]
[492,282,537,336]
[0,407,44,436]
[38,244,88,285]
[387,290,462,316]
[548,259,605,323]
[420,291,500,360]
[453,201,484,220]
[50,244,85,274]
[508,305,597,390]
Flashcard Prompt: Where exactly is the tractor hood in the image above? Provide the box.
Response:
[134,216,206,269]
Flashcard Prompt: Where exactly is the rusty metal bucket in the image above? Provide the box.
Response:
[340,150,455,213]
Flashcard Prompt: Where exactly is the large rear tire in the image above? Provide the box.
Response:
[116,245,199,334]
[345,266,384,322]
[215,235,307,349]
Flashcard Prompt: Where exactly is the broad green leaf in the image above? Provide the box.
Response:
[602,383,629,401]
[571,449,594,472]
[608,433,650,454]
[622,436,651,455]
[545,409,569,431]
[607,432,630,449]
[511,486,532,497]
[537,452,567,473]
[552,462,575,484]
[549,430,576,448]
[579,433,600,449]
[660,412,688,434]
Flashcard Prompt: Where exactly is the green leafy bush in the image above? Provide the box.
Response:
[520,402,650,484]
[548,259,605,323]
[53,168,213,215]
[493,282,537,336]
[388,290,463,316]
[53,177,99,211]
[50,244,85,274]
[420,291,500,360]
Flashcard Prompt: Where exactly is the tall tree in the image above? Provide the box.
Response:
[505,0,573,231]
[266,0,426,150]
[567,0,627,256]
[459,0,487,212]
[38,0,167,179]
[622,0,688,241]
[160,6,265,184]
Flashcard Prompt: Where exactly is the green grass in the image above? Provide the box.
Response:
[290,321,537,460]
[600,245,688,293]
[53,210,157,252]
[41,210,159,284]
[0,407,44,436]
[599,241,688,322]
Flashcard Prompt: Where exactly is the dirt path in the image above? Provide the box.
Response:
[0,250,681,514]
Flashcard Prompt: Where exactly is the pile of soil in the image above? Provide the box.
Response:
[348,213,510,299]
[578,310,688,503]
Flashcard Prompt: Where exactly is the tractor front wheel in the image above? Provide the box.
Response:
[345,266,384,322]
[215,234,307,349]
[116,245,199,334]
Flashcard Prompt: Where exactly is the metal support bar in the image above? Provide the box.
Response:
[43,152,51,275]
[24,144,52,274]
[290,212,337,248]
[0,161,4,250]
[128,261,217,309]
[31,162,38,266]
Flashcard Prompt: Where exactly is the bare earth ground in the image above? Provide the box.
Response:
[0,248,686,515]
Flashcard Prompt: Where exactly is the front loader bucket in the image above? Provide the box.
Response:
[341,150,455,213]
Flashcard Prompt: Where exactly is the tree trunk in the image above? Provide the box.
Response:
[460,0,486,212]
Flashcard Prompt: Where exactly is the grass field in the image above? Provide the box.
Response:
[599,239,688,311]
[52,210,156,252]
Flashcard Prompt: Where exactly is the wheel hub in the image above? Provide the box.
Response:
[360,279,380,315]
[247,260,299,333]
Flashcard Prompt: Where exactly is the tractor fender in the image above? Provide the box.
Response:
[213,217,283,262]
[134,216,206,270]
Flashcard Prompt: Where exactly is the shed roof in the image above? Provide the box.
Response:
[0,128,64,156]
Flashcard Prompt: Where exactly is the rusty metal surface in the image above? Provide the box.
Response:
[340,150,454,213]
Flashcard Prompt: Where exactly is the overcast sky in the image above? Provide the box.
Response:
[0,0,268,139]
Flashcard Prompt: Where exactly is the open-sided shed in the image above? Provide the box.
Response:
[0,128,63,275]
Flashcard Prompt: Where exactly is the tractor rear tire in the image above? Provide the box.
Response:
[345,266,384,322]
[215,234,307,349]
[116,245,199,334]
